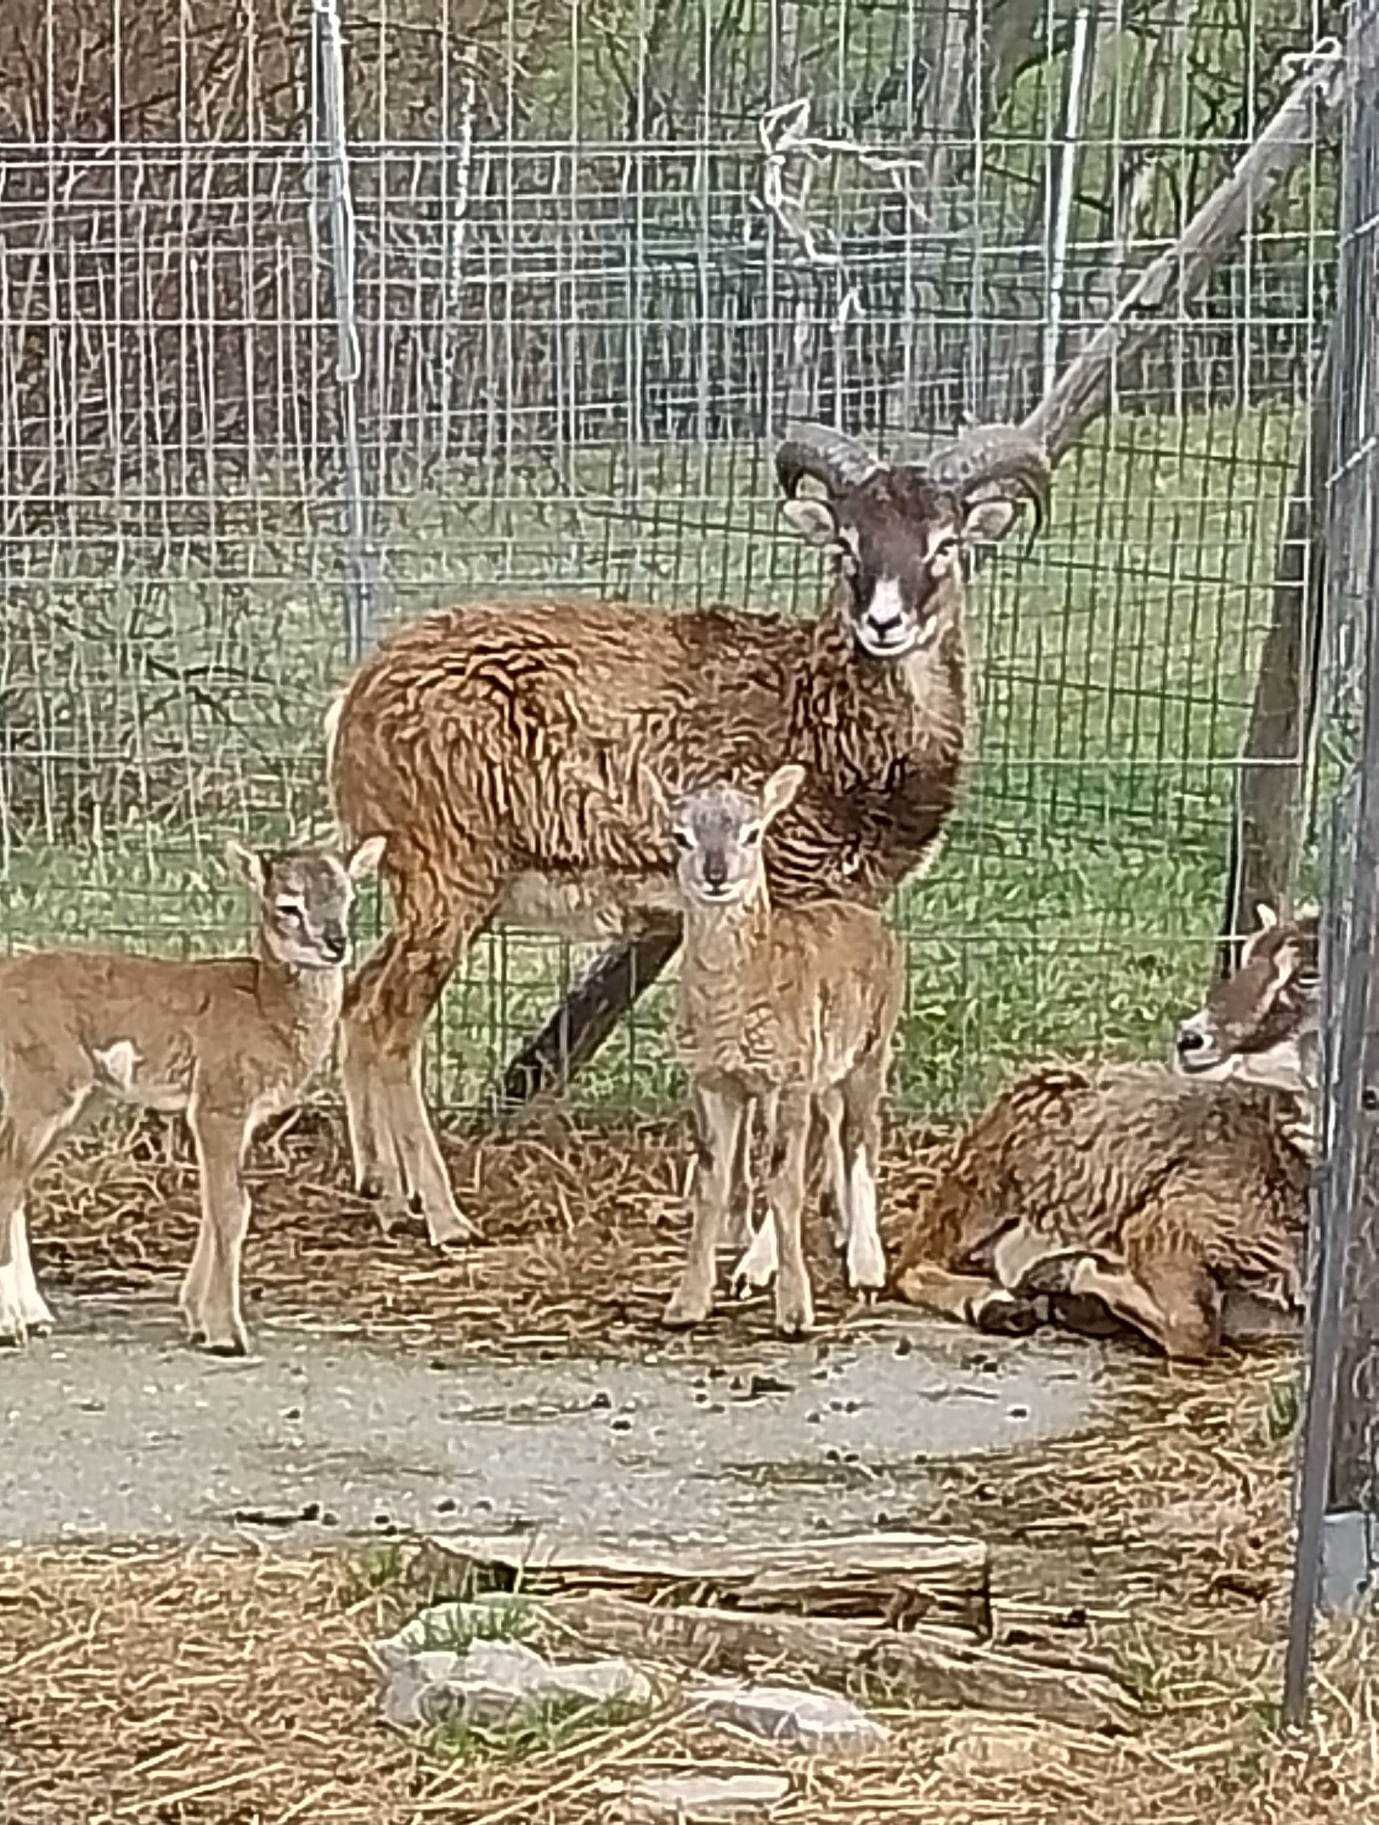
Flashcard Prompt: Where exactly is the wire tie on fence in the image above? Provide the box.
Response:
[1279,36,1343,81]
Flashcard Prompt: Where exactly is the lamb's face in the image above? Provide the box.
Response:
[663,766,807,910]
[225,835,386,972]
[1173,904,1320,1095]
[668,785,769,909]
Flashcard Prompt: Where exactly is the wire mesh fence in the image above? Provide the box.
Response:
[1285,0,1379,1722]
[0,0,1338,1119]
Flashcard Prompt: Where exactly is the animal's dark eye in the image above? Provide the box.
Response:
[741,826,762,846]
[275,901,305,922]
[931,535,958,560]
[673,830,694,852]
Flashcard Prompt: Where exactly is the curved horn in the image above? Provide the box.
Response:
[923,425,1052,534]
[775,422,884,500]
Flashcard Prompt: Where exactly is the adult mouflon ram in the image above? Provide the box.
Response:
[327,420,1051,1243]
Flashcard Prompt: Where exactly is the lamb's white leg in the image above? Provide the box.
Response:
[815,1087,848,1254]
[730,1209,779,1299]
[843,1146,887,1294]
[664,1089,742,1329]
[8,1205,53,1333]
[0,1253,26,1346]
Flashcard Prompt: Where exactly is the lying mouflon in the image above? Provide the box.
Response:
[890,904,1319,1361]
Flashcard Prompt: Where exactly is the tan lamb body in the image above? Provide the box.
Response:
[0,836,384,1354]
[892,904,1320,1361]
[660,765,904,1339]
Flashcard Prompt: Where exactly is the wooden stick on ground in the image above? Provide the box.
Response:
[545,1591,1142,1735]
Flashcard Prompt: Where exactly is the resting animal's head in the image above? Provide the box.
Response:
[1173,902,1320,1096]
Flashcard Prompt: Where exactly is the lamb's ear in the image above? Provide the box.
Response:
[781,496,841,550]
[224,838,267,895]
[761,763,806,826]
[347,835,387,881]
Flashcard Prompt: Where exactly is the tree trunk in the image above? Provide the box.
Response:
[1216,328,1332,976]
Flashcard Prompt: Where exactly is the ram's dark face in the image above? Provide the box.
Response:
[1173,904,1321,1094]
[785,473,994,661]
[776,424,1050,666]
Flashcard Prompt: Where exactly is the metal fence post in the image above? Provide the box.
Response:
[311,0,376,664]
[1283,5,1379,1726]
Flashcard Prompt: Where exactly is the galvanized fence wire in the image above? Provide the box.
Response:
[1285,0,1379,1725]
[0,0,1334,1115]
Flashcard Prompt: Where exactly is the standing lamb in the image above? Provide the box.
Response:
[659,765,903,1338]
[326,420,1050,1245]
[0,836,384,1354]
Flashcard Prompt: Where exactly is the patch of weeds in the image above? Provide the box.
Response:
[1264,1373,1302,1446]
[429,1693,650,1766]
[414,1594,536,1654]
[1116,1641,1172,1709]
[340,1543,408,1605]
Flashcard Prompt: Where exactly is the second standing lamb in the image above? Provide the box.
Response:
[658,764,904,1338]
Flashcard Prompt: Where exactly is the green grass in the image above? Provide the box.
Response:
[427,1692,650,1768]
[0,404,1303,1121]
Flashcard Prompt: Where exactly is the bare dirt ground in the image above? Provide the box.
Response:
[1,1110,1376,1823]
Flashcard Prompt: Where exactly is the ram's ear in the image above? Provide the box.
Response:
[782,496,841,549]
[224,838,267,895]
[960,495,1018,543]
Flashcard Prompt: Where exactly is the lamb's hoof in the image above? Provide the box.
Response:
[661,1301,709,1332]
[415,1194,478,1251]
[969,1289,1041,1336]
[731,1273,769,1303]
[0,1328,26,1351]
[774,1296,815,1340]
[203,1335,250,1359]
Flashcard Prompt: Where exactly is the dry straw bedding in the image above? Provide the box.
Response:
[1,1111,1376,1822]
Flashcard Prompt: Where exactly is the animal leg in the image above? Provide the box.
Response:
[1066,1249,1220,1362]
[5,1205,53,1335]
[815,1086,848,1255]
[992,1221,1085,1299]
[839,1056,888,1296]
[184,1107,256,1356]
[690,1090,756,1252]
[0,1077,88,1346]
[663,1089,742,1329]
[341,869,492,1247]
[766,1089,814,1339]
[891,1261,1044,1336]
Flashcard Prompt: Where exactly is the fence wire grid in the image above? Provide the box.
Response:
[1285,0,1379,1723]
[0,0,1337,1119]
